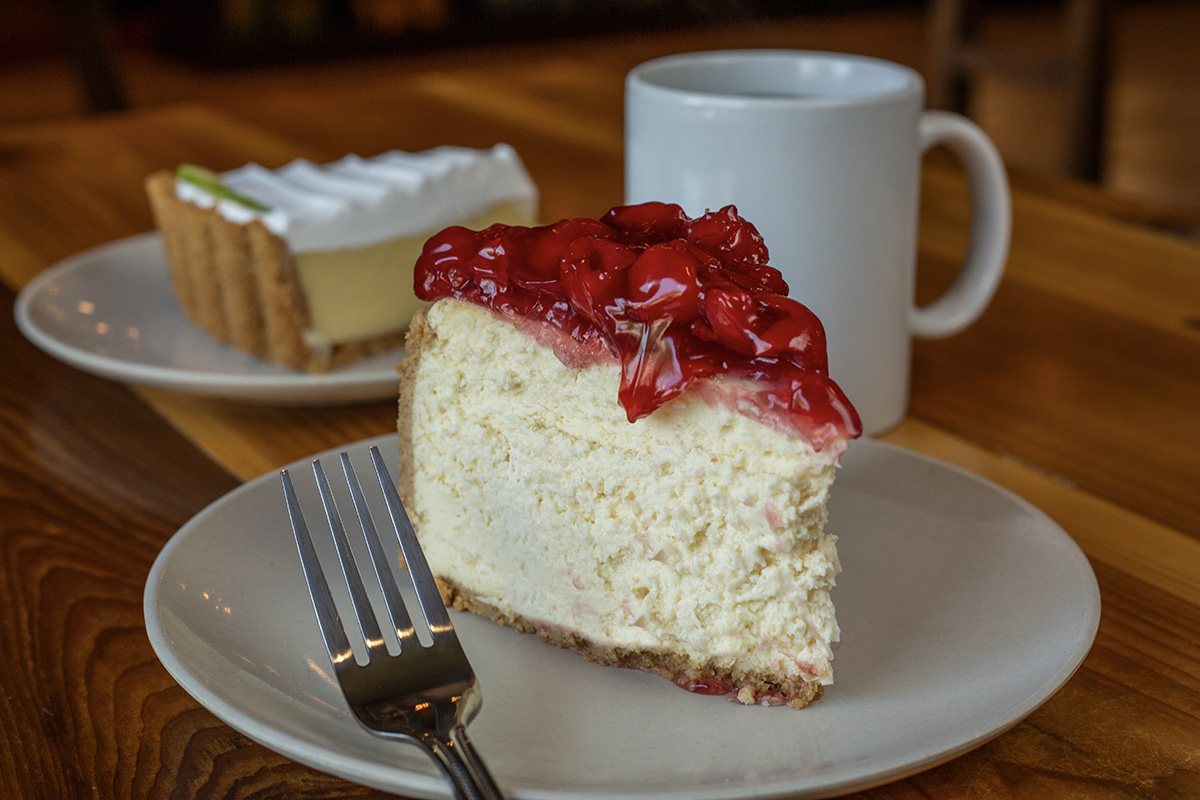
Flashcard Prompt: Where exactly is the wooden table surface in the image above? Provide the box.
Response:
[1,27,1198,800]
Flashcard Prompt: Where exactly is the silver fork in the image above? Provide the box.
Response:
[280,445,504,800]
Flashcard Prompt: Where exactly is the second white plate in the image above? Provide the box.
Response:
[144,435,1100,799]
[14,233,404,405]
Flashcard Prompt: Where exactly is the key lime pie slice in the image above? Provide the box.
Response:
[397,203,861,707]
[145,145,537,371]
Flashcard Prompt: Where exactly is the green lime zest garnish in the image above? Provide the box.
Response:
[176,164,271,212]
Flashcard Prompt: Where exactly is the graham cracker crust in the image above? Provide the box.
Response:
[434,576,825,709]
[395,308,431,511]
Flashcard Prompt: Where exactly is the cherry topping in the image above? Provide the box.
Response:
[413,203,861,446]
[625,242,704,324]
[602,201,689,242]
[687,204,770,268]
[558,235,635,325]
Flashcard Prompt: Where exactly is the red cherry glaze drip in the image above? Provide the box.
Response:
[414,202,862,448]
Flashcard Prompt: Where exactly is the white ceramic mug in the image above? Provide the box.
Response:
[625,50,1011,435]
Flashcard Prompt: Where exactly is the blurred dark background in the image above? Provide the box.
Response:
[2,0,1198,217]
[16,0,930,68]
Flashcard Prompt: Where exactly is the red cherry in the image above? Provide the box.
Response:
[687,205,770,266]
[532,219,614,268]
[473,244,514,287]
[754,296,828,369]
[602,202,689,243]
[625,242,704,324]
[415,226,480,299]
[558,236,636,323]
[702,287,765,356]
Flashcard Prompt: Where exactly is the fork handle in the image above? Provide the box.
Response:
[424,726,505,800]
[452,725,506,800]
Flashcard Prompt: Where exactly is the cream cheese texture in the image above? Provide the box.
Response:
[405,300,844,693]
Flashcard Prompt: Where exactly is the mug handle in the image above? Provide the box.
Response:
[910,110,1012,338]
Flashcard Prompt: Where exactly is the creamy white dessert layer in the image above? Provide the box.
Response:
[175,146,538,346]
[175,145,538,252]
[401,299,842,691]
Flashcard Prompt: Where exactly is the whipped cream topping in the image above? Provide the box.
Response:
[174,144,538,254]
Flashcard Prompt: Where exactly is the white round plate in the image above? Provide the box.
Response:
[14,233,403,405]
[144,435,1100,799]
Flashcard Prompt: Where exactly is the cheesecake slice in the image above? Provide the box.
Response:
[146,145,537,371]
[398,203,860,707]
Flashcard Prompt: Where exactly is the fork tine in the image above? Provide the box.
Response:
[339,453,419,653]
[368,446,454,636]
[287,452,505,800]
[312,459,387,658]
[281,469,354,666]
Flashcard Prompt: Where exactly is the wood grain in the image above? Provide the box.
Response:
[882,419,1200,607]
[0,106,325,287]
[911,245,1200,538]
[0,33,1198,798]
[0,282,395,799]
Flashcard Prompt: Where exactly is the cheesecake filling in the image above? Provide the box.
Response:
[402,300,841,699]
[401,204,860,707]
